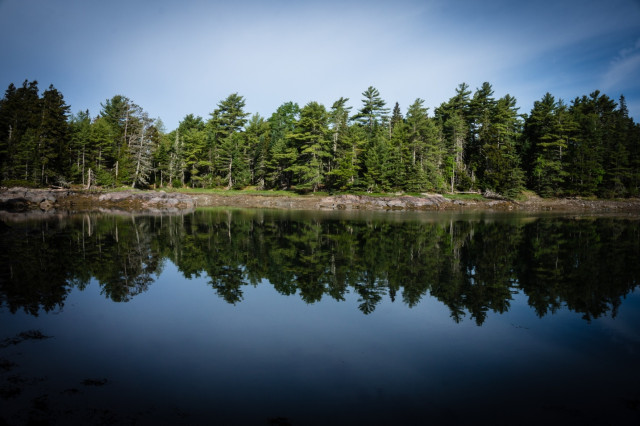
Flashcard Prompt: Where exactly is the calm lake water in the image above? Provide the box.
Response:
[1,209,639,425]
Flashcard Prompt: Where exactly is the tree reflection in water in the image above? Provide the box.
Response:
[1,210,638,324]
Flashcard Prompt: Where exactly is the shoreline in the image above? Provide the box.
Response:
[1,187,640,213]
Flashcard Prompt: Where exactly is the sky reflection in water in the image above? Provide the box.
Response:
[1,209,639,425]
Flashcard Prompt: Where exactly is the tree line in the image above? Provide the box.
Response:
[1,79,639,197]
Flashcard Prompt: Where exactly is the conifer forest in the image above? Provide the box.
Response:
[1,80,639,198]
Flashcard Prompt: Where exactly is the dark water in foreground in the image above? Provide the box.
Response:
[1,209,639,425]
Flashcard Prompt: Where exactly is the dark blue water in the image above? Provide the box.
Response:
[1,209,639,425]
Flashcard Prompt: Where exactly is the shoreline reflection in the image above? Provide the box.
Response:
[1,209,638,324]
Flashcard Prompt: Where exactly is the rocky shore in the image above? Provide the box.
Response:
[0,188,195,213]
[188,192,640,212]
[1,187,640,213]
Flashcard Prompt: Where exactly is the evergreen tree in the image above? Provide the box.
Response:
[69,110,93,186]
[600,95,633,197]
[178,115,207,187]
[468,82,496,186]
[480,94,524,197]
[405,98,445,191]
[168,129,186,187]
[0,80,41,181]
[354,86,389,138]
[90,116,117,186]
[524,94,571,196]
[565,91,612,196]
[99,95,139,185]
[209,93,250,188]
[444,112,469,191]
[326,125,366,190]
[287,102,330,192]
[390,102,403,135]
[362,134,391,192]
[130,112,155,188]
[386,118,409,189]
[244,114,270,188]
[153,130,172,188]
[435,83,473,192]
[36,85,71,185]
[266,102,299,189]
[327,97,351,176]
[618,96,640,195]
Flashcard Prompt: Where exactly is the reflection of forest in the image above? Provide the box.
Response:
[1,210,638,324]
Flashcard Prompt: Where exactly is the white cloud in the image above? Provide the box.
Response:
[3,0,640,125]
[602,39,640,91]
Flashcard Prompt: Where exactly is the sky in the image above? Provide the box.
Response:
[1,0,639,129]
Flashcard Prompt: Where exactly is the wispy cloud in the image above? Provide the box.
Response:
[2,0,640,126]
[602,38,640,91]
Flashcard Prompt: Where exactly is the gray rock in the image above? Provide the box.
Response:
[39,200,55,211]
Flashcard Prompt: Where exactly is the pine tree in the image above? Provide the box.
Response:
[362,134,391,192]
[405,99,445,191]
[354,86,389,139]
[441,112,468,192]
[0,80,41,181]
[37,85,71,185]
[468,82,496,186]
[168,129,186,187]
[618,95,640,196]
[524,94,571,197]
[69,110,92,185]
[90,116,117,186]
[435,83,473,192]
[565,91,611,196]
[153,130,171,188]
[327,97,351,177]
[244,114,269,188]
[130,112,155,188]
[177,114,206,187]
[99,95,141,185]
[481,94,524,197]
[326,125,365,190]
[390,102,403,134]
[266,102,299,189]
[600,95,632,197]
[386,119,409,189]
[209,94,250,188]
[286,102,330,192]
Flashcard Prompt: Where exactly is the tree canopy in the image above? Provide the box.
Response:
[1,80,638,198]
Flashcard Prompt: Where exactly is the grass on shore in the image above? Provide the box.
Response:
[166,188,492,200]
[6,183,491,200]
[442,193,486,201]
[164,188,307,197]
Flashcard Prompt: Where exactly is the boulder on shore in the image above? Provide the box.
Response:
[0,188,195,212]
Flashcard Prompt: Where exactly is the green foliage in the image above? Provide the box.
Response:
[0,81,71,185]
[442,192,485,200]
[480,94,525,197]
[1,79,638,197]
[286,101,330,192]
[524,93,568,196]
[0,179,40,188]
[354,86,389,138]
[265,102,300,189]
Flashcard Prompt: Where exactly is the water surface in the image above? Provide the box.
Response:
[1,209,639,425]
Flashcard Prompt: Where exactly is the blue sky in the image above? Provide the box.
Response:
[1,0,639,129]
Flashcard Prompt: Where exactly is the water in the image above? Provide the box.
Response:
[1,209,639,425]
